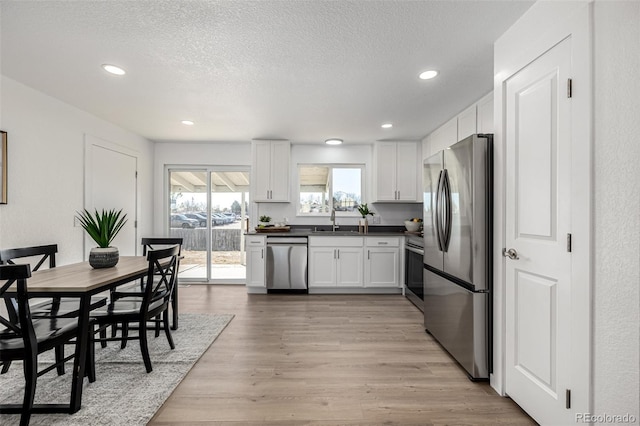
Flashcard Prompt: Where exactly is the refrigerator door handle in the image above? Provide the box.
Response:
[435,170,445,252]
[442,169,453,251]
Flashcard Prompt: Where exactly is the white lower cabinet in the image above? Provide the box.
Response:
[245,235,266,289]
[364,237,401,287]
[308,237,364,288]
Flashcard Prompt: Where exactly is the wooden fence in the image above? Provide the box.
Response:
[169,228,242,251]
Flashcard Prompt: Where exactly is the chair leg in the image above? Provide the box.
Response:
[1,361,12,374]
[86,327,96,383]
[121,322,129,349]
[155,315,161,338]
[100,326,108,349]
[20,351,37,426]
[163,310,175,350]
[54,345,65,375]
[139,319,153,373]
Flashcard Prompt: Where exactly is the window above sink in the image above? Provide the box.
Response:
[297,164,365,216]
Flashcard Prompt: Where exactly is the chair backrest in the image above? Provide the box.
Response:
[0,244,58,271]
[0,245,57,323]
[0,264,36,358]
[141,238,183,256]
[142,245,180,310]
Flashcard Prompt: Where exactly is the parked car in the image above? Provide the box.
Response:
[170,214,199,228]
[222,212,237,222]
[198,212,224,225]
[213,213,232,224]
[183,213,210,227]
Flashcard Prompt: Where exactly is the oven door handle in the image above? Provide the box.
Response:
[406,246,424,256]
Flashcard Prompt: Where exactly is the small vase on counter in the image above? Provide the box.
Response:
[358,218,369,234]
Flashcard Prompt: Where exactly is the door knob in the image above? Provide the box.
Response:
[502,248,520,260]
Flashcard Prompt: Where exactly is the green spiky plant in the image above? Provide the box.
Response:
[356,203,375,219]
[76,209,128,248]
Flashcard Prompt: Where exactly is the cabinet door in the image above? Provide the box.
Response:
[457,105,477,140]
[395,143,418,201]
[269,141,290,202]
[246,246,266,287]
[374,142,398,201]
[252,141,272,202]
[308,247,336,287]
[336,247,364,287]
[365,248,399,287]
[476,93,493,134]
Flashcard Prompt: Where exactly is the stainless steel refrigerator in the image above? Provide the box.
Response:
[423,133,492,380]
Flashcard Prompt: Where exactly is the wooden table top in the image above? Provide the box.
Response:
[12,256,150,294]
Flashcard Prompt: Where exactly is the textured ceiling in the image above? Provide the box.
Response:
[0,1,533,144]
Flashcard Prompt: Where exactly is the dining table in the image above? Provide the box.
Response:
[3,256,164,414]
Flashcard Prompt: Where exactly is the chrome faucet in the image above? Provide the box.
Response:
[330,208,339,231]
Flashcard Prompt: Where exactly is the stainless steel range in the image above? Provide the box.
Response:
[404,234,424,311]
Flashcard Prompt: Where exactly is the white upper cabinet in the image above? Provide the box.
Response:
[457,104,477,140]
[373,142,419,202]
[476,92,494,134]
[423,92,494,159]
[252,140,290,202]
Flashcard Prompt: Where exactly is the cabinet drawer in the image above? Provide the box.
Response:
[245,235,266,246]
[365,237,401,247]
[309,236,364,247]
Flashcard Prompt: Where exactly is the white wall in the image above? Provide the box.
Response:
[153,141,422,233]
[259,143,422,228]
[152,141,251,234]
[493,0,640,422]
[593,0,640,419]
[0,76,154,265]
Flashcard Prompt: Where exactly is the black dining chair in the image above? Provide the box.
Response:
[90,245,180,373]
[0,264,93,426]
[108,237,183,339]
[0,244,106,375]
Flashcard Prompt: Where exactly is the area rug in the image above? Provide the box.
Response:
[0,313,234,426]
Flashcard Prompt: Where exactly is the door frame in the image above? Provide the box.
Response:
[492,1,593,415]
[165,165,250,283]
[84,134,139,257]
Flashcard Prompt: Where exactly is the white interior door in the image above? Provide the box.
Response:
[85,136,137,257]
[504,38,574,424]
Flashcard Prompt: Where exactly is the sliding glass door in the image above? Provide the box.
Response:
[168,167,250,283]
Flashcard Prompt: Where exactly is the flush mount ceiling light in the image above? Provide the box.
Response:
[418,70,438,80]
[325,138,343,145]
[102,64,126,76]
[181,120,195,126]
[381,123,393,129]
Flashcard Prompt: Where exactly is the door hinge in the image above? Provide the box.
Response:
[135,171,138,178]
[567,79,573,98]
[134,220,138,228]
[567,233,572,252]
[566,389,571,409]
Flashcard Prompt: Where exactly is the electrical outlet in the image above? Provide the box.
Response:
[371,216,381,224]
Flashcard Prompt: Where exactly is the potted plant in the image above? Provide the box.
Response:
[356,203,374,233]
[258,215,272,227]
[76,208,128,268]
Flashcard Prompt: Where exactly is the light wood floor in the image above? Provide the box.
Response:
[149,285,535,425]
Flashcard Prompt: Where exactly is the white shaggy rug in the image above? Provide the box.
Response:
[0,313,234,426]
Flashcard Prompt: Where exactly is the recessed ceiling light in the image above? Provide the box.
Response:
[181,120,195,126]
[102,64,126,76]
[325,138,343,145]
[381,123,393,129]
[419,70,438,80]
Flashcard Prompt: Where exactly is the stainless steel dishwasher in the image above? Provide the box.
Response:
[266,237,308,291]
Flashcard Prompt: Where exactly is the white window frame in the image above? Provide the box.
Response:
[296,163,366,217]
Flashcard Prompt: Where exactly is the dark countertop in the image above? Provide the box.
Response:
[245,225,419,238]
